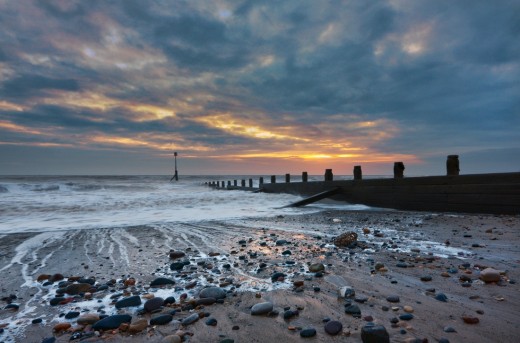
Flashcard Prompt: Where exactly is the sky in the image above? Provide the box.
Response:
[0,0,519,176]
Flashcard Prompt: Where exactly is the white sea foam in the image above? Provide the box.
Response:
[0,175,372,234]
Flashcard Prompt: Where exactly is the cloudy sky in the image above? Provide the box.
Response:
[1,0,519,176]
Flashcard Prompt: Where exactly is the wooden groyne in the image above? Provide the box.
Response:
[204,156,520,215]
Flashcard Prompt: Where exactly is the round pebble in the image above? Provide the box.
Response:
[386,295,400,303]
[324,320,342,335]
[251,302,273,315]
[300,328,317,338]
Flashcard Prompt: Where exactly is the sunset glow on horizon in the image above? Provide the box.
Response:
[1,1,518,175]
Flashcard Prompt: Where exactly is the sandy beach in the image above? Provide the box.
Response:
[1,210,519,343]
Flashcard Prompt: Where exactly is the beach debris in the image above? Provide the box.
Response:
[334,231,358,247]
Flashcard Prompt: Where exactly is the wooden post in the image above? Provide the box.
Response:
[259,177,264,186]
[271,175,276,183]
[393,162,405,178]
[241,179,246,187]
[249,178,253,188]
[302,171,308,182]
[353,166,362,180]
[324,169,333,181]
[447,155,460,175]
[227,181,231,187]
[234,180,237,186]
[285,173,290,183]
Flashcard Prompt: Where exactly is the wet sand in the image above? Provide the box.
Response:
[1,210,519,342]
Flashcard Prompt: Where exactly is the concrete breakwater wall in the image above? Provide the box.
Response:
[204,157,520,215]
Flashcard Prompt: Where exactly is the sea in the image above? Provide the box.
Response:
[0,175,371,234]
[0,175,470,342]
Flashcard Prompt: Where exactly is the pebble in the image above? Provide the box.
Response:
[283,310,298,319]
[199,287,226,299]
[77,314,100,325]
[64,283,92,295]
[324,320,342,335]
[150,277,176,287]
[374,262,385,270]
[128,318,148,334]
[399,313,414,321]
[150,314,173,325]
[420,275,432,282]
[205,318,217,326]
[92,314,132,330]
[197,297,216,305]
[64,311,80,319]
[144,297,164,312]
[31,318,43,324]
[444,326,457,332]
[49,297,66,306]
[115,295,142,309]
[435,293,448,302]
[169,251,186,259]
[251,302,273,315]
[170,260,189,270]
[164,296,176,305]
[479,268,501,283]
[271,272,286,282]
[309,263,325,272]
[462,316,479,324]
[345,304,361,317]
[162,335,182,343]
[41,338,56,343]
[386,295,400,303]
[338,286,355,298]
[361,324,389,343]
[334,232,358,247]
[53,322,71,333]
[300,328,317,338]
[403,306,414,313]
[181,313,200,325]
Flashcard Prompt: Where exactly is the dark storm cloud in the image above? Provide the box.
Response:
[2,75,81,98]
[0,0,518,174]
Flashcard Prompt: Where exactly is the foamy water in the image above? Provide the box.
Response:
[0,175,370,233]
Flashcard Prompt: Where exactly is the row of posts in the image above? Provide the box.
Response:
[206,155,460,188]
